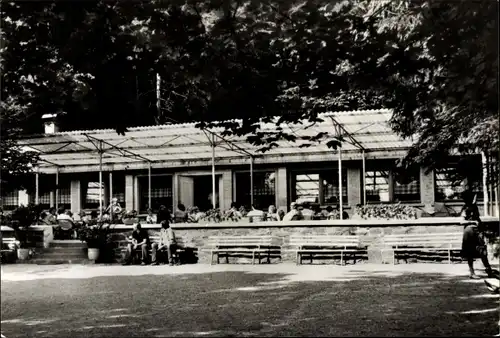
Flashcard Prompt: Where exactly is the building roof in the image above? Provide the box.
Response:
[19,109,413,173]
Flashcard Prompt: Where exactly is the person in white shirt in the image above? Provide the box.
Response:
[151,221,178,265]
[283,202,303,221]
[56,209,74,221]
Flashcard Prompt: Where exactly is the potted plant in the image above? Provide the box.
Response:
[77,224,110,261]
[10,204,40,260]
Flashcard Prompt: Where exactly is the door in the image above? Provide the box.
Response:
[178,176,194,208]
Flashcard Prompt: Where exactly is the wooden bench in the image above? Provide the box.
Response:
[0,237,17,264]
[380,232,463,264]
[290,235,366,265]
[117,235,196,264]
[208,236,282,265]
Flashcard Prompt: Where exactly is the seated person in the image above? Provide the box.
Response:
[300,204,314,220]
[39,212,52,225]
[151,221,178,265]
[283,202,304,221]
[247,205,265,222]
[146,208,157,224]
[266,205,280,221]
[277,209,285,221]
[122,223,150,265]
[174,203,188,223]
[79,210,91,224]
[325,206,337,220]
[56,208,73,221]
[157,205,171,224]
[46,207,58,225]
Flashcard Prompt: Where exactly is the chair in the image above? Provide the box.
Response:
[57,219,74,239]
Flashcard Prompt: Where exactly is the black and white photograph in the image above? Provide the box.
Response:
[0,0,499,337]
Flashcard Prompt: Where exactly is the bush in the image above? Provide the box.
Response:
[355,203,418,220]
[77,225,110,249]
[8,204,41,248]
[202,209,222,223]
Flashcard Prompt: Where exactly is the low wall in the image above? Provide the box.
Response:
[105,217,499,264]
[0,225,53,249]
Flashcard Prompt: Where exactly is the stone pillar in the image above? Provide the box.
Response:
[49,191,55,208]
[420,167,435,206]
[133,176,140,212]
[347,167,361,207]
[125,175,134,211]
[173,174,179,211]
[221,170,232,211]
[276,168,288,212]
[70,180,81,213]
[103,176,110,208]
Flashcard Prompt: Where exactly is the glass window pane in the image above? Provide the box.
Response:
[365,171,389,202]
[235,171,276,210]
[139,175,172,213]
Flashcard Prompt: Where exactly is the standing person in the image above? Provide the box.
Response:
[151,221,178,266]
[461,202,494,279]
[106,197,123,222]
[122,223,150,265]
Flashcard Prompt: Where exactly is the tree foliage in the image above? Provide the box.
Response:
[1,0,498,193]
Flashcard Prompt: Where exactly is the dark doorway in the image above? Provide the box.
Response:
[193,175,219,211]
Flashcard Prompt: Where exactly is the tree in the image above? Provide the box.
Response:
[1,0,497,198]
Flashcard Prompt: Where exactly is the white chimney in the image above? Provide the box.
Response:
[42,113,59,134]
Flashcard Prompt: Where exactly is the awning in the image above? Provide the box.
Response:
[19,109,411,173]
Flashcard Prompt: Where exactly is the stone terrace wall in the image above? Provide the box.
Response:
[106,218,499,264]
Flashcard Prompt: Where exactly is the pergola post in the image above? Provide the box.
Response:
[109,172,113,219]
[211,134,216,209]
[148,162,152,210]
[99,146,103,217]
[338,146,343,218]
[35,170,39,205]
[55,168,59,210]
[250,156,254,208]
[362,150,366,205]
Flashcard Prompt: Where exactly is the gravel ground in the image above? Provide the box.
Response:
[1,263,498,337]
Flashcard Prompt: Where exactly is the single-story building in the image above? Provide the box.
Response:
[2,109,498,217]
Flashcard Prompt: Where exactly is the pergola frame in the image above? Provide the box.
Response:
[23,109,405,214]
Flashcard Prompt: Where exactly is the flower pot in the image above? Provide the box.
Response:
[88,248,100,261]
[17,248,30,261]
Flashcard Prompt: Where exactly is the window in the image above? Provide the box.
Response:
[293,170,348,205]
[365,171,390,202]
[295,173,320,204]
[83,181,104,210]
[435,168,483,202]
[235,171,276,210]
[1,191,18,211]
[323,172,348,204]
[394,173,420,202]
[29,192,51,210]
[111,173,125,204]
[57,180,71,210]
[139,175,172,213]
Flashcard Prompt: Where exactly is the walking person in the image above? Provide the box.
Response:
[461,200,494,279]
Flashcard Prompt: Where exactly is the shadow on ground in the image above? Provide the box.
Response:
[1,269,498,337]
